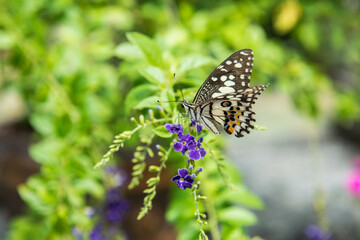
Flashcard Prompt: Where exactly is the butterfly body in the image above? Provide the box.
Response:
[182,49,268,138]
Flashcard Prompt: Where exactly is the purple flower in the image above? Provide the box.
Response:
[105,201,129,223]
[197,167,203,173]
[190,119,196,127]
[104,167,126,188]
[165,123,183,134]
[173,133,195,155]
[71,227,83,239]
[89,223,106,240]
[305,225,332,240]
[188,138,206,160]
[104,188,129,223]
[105,189,122,203]
[196,124,203,133]
[189,119,203,133]
[171,168,194,190]
[85,207,95,217]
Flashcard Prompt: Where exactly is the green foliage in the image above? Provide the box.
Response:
[95,32,266,239]
[137,142,172,220]
[1,0,359,239]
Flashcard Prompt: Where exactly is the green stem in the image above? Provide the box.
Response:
[95,118,171,168]
[193,189,208,240]
[202,180,221,240]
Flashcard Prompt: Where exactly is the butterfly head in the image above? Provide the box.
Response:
[181,100,199,122]
[181,99,190,113]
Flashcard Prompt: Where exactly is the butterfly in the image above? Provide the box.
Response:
[181,49,268,138]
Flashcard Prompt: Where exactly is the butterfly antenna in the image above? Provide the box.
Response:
[156,100,180,103]
[173,73,185,101]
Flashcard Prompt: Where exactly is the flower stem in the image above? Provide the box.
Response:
[193,189,208,240]
[95,118,171,168]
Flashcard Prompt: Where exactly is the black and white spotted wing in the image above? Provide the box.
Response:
[181,49,268,138]
[193,49,255,104]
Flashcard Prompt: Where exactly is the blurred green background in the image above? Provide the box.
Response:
[0,0,360,239]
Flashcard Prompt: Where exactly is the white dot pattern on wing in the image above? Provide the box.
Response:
[224,81,235,86]
[235,63,242,68]
[219,86,235,93]
[193,49,256,104]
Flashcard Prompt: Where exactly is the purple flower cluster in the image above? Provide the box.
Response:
[165,123,206,161]
[305,225,332,240]
[88,189,129,240]
[72,167,129,240]
[171,168,194,190]
[104,189,129,223]
[165,121,206,190]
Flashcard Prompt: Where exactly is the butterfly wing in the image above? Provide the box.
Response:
[193,49,255,104]
[210,85,268,137]
[193,49,268,137]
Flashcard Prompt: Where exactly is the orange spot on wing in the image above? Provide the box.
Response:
[225,124,235,134]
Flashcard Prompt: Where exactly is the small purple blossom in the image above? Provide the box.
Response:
[189,119,203,133]
[305,225,332,240]
[156,105,163,111]
[188,139,206,160]
[105,167,126,188]
[72,227,83,239]
[188,164,193,170]
[165,123,183,134]
[171,168,194,190]
[90,223,106,240]
[85,207,95,217]
[191,174,196,179]
[190,119,196,127]
[105,201,129,223]
[173,133,195,155]
[104,189,129,223]
[196,124,203,133]
[105,189,122,204]
[197,167,203,172]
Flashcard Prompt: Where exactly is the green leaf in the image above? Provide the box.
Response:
[138,65,165,85]
[126,32,163,67]
[29,139,64,164]
[73,179,104,198]
[148,165,160,172]
[217,187,264,209]
[160,90,176,113]
[0,30,14,49]
[134,95,159,110]
[177,55,213,76]
[152,125,172,138]
[124,84,155,113]
[29,113,55,136]
[218,207,257,226]
[114,42,144,60]
[146,147,154,158]
[18,183,54,215]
